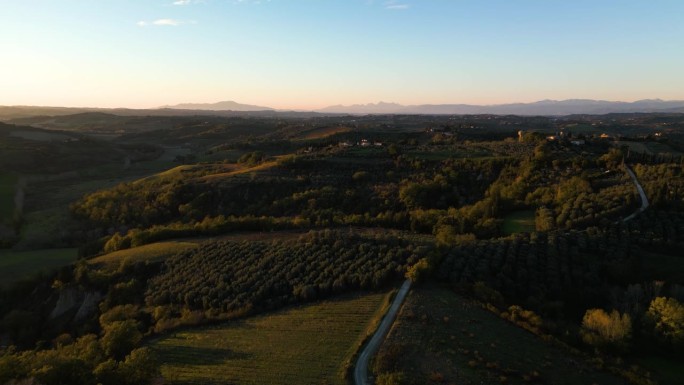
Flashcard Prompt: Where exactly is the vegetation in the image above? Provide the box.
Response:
[0,248,77,288]
[2,111,684,385]
[580,308,632,352]
[501,210,536,234]
[0,173,17,222]
[374,286,625,385]
[89,241,199,270]
[144,231,417,322]
[151,291,391,385]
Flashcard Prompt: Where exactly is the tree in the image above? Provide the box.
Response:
[556,176,592,204]
[580,308,632,352]
[93,359,123,385]
[0,354,27,384]
[598,148,624,169]
[435,225,475,247]
[33,358,95,385]
[405,258,430,283]
[104,232,129,253]
[120,348,160,385]
[535,207,555,232]
[352,171,369,182]
[387,144,399,156]
[99,305,140,328]
[100,320,142,360]
[645,297,684,351]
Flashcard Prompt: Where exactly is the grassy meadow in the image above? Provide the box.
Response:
[638,356,683,385]
[501,210,536,234]
[151,291,392,385]
[375,286,624,385]
[89,241,200,270]
[0,173,17,222]
[0,248,78,287]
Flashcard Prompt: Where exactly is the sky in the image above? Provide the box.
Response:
[1,0,683,110]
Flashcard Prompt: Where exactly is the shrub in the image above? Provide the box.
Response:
[580,309,631,352]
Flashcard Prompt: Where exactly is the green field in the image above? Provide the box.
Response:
[9,129,71,142]
[408,149,495,161]
[617,140,684,157]
[151,291,392,385]
[0,248,78,287]
[638,356,683,385]
[617,141,654,155]
[0,173,17,222]
[501,210,536,234]
[638,250,684,283]
[89,241,199,270]
[375,286,623,385]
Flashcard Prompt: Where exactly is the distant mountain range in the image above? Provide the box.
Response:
[161,100,274,111]
[2,99,684,121]
[160,98,684,115]
[315,99,684,115]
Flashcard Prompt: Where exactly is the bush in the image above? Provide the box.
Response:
[644,297,684,352]
[376,372,406,385]
[100,320,142,360]
[580,309,631,352]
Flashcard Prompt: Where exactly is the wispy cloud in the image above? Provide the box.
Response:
[384,1,409,10]
[172,0,204,5]
[137,19,196,27]
[233,0,270,4]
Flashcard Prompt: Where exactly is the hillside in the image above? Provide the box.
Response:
[0,112,683,385]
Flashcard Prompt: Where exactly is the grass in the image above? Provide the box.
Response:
[643,141,683,156]
[199,160,280,182]
[637,356,683,385]
[0,248,78,287]
[9,129,71,142]
[297,126,352,140]
[637,249,684,283]
[408,150,494,161]
[617,140,683,157]
[0,173,17,222]
[563,123,597,134]
[89,241,200,270]
[501,210,536,234]
[375,286,624,385]
[617,141,654,155]
[150,290,393,385]
[17,207,73,248]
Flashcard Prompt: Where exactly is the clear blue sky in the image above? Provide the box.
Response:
[1,0,683,109]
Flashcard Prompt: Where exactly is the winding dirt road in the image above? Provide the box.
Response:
[354,279,412,385]
[623,164,649,222]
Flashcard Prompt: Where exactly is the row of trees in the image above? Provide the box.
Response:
[145,231,421,320]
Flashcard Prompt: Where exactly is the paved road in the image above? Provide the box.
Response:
[354,279,412,385]
[623,165,650,222]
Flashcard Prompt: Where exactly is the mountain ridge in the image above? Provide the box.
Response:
[316,98,684,115]
[3,99,684,119]
[160,100,274,111]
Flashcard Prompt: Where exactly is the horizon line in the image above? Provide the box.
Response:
[2,97,684,112]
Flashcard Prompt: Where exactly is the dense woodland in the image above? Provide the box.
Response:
[1,112,684,385]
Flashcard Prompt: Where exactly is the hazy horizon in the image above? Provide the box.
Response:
[4,97,684,112]
[2,0,683,110]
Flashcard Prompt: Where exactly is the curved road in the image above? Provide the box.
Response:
[354,279,412,385]
[623,164,649,222]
